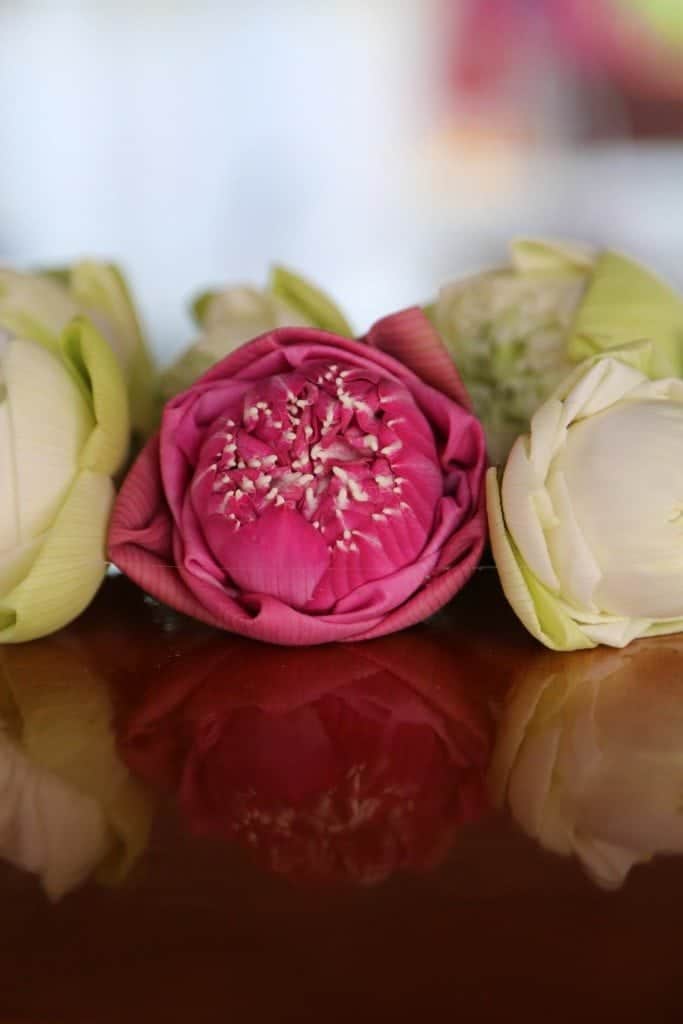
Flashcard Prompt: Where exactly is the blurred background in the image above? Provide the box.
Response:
[1,0,682,359]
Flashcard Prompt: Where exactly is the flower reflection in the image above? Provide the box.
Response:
[490,636,683,888]
[0,638,151,900]
[122,629,493,885]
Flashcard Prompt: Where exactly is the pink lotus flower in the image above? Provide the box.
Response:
[108,309,486,644]
[119,629,493,885]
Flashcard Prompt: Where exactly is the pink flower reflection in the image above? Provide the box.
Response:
[120,628,493,885]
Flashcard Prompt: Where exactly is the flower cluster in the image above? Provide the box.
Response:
[3,243,683,655]
[6,242,683,906]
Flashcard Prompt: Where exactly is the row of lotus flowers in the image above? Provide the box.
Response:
[1,240,683,649]
[3,582,682,899]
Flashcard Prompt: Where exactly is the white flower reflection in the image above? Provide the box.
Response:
[0,640,150,900]
[490,636,683,889]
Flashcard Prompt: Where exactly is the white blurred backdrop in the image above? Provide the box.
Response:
[0,0,682,359]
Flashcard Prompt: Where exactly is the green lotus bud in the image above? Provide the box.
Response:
[160,266,352,403]
[432,240,683,464]
[0,318,129,642]
[0,638,151,900]
[1,262,156,441]
[488,342,683,651]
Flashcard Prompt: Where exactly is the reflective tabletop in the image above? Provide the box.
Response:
[1,571,682,1023]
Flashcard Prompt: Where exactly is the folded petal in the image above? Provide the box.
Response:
[568,250,683,377]
[2,337,92,546]
[269,265,353,336]
[64,261,158,438]
[0,469,113,642]
[206,507,331,610]
[0,269,77,349]
[61,318,130,477]
[487,468,593,652]
[511,238,596,272]
[367,307,475,410]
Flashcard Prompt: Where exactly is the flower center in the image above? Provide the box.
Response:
[200,361,415,555]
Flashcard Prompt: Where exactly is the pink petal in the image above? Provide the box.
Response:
[108,437,225,628]
[205,507,331,610]
[352,489,487,640]
[365,307,475,410]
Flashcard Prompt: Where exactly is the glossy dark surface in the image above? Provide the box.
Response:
[1,572,683,1023]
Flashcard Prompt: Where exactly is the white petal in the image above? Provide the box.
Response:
[510,238,596,272]
[545,468,602,611]
[204,285,309,334]
[560,357,645,424]
[0,270,77,344]
[557,395,683,618]
[0,399,18,553]
[581,619,650,648]
[501,437,559,591]
[0,537,41,598]
[528,397,566,477]
[3,339,93,544]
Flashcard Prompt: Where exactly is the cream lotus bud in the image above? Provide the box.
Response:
[0,262,157,439]
[431,240,683,464]
[160,265,353,402]
[488,343,683,651]
[0,319,129,643]
[490,639,683,889]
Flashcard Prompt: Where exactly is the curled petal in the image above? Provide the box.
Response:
[269,265,353,336]
[366,307,475,410]
[487,467,594,652]
[1,337,92,546]
[511,238,596,272]
[0,470,114,643]
[61,318,130,477]
[64,261,158,439]
[568,250,683,378]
